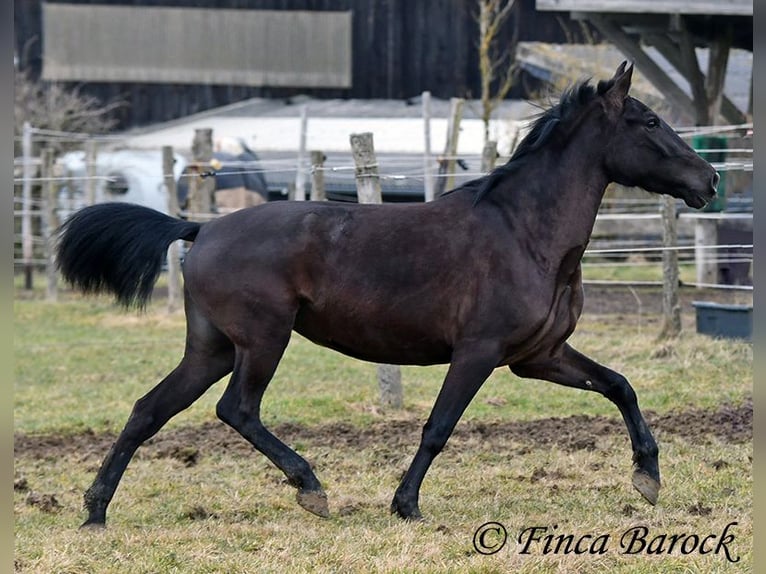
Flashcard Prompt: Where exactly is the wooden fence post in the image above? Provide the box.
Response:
[42,148,59,302]
[660,196,681,338]
[21,121,34,289]
[163,146,183,313]
[190,128,214,219]
[310,150,326,201]
[422,91,435,202]
[350,133,382,203]
[294,105,308,201]
[84,139,98,205]
[349,132,403,409]
[694,216,718,286]
[481,140,498,172]
[435,97,464,198]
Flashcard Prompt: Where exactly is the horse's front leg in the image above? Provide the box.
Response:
[391,343,501,520]
[511,343,660,505]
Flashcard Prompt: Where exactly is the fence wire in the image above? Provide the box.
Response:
[14,121,753,293]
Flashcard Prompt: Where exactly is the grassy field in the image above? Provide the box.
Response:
[14,284,752,573]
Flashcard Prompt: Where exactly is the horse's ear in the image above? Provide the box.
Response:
[612,60,628,79]
[603,62,633,114]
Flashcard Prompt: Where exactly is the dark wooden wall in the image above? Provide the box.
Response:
[15,0,591,128]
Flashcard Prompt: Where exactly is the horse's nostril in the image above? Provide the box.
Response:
[712,172,721,190]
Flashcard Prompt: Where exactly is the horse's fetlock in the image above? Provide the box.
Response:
[634,443,658,461]
[83,483,108,511]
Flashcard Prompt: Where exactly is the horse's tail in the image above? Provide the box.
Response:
[56,202,201,308]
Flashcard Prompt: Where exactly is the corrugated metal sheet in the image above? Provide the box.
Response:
[42,4,352,87]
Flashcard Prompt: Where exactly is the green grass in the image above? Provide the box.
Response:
[14,293,751,435]
[14,284,752,573]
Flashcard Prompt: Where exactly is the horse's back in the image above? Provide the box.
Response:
[179,197,566,366]
[181,199,472,362]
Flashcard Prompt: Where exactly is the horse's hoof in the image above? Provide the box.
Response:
[296,489,330,518]
[632,470,660,505]
[79,519,106,530]
[390,500,423,521]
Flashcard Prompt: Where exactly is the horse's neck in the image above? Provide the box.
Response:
[488,144,610,276]
[510,147,608,240]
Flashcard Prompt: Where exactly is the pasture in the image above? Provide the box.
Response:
[14,282,751,573]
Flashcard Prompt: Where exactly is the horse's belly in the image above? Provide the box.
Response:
[292,305,452,366]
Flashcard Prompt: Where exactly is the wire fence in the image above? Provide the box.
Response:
[13,119,753,296]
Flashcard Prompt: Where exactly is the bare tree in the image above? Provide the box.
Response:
[477,0,519,145]
[14,67,124,287]
[14,68,123,153]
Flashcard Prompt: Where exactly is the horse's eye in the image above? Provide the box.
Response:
[646,117,660,129]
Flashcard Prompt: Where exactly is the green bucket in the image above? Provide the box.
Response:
[691,135,726,212]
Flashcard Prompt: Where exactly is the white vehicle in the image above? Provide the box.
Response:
[56,148,188,219]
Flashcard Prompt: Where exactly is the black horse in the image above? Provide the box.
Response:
[57,63,718,527]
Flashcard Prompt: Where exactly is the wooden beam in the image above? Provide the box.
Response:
[536,0,752,17]
[644,33,745,124]
[705,25,732,126]
[586,15,696,117]
[678,26,710,124]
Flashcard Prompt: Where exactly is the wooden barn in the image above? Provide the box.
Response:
[14,0,588,129]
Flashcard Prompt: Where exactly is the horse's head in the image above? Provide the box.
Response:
[600,63,720,209]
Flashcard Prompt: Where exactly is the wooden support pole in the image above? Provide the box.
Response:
[422,91,435,202]
[42,148,59,302]
[660,196,681,338]
[349,132,403,409]
[310,150,326,201]
[678,26,710,125]
[163,146,183,313]
[705,25,732,126]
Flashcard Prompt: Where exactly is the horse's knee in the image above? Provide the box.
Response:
[122,397,160,439]
[604,372,637,405]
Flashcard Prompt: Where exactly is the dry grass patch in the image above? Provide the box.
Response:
[14,295,752,572]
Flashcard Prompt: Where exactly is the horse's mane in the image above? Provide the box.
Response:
[449,76,616,205]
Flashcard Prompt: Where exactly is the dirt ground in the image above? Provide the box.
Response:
[581,284,752,316]
[14,397,752,467]
[15,283,752,466]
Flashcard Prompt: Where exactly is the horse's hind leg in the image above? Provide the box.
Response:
[215,330,329,518]
[82,303,234,528]
[511,343,660,506]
